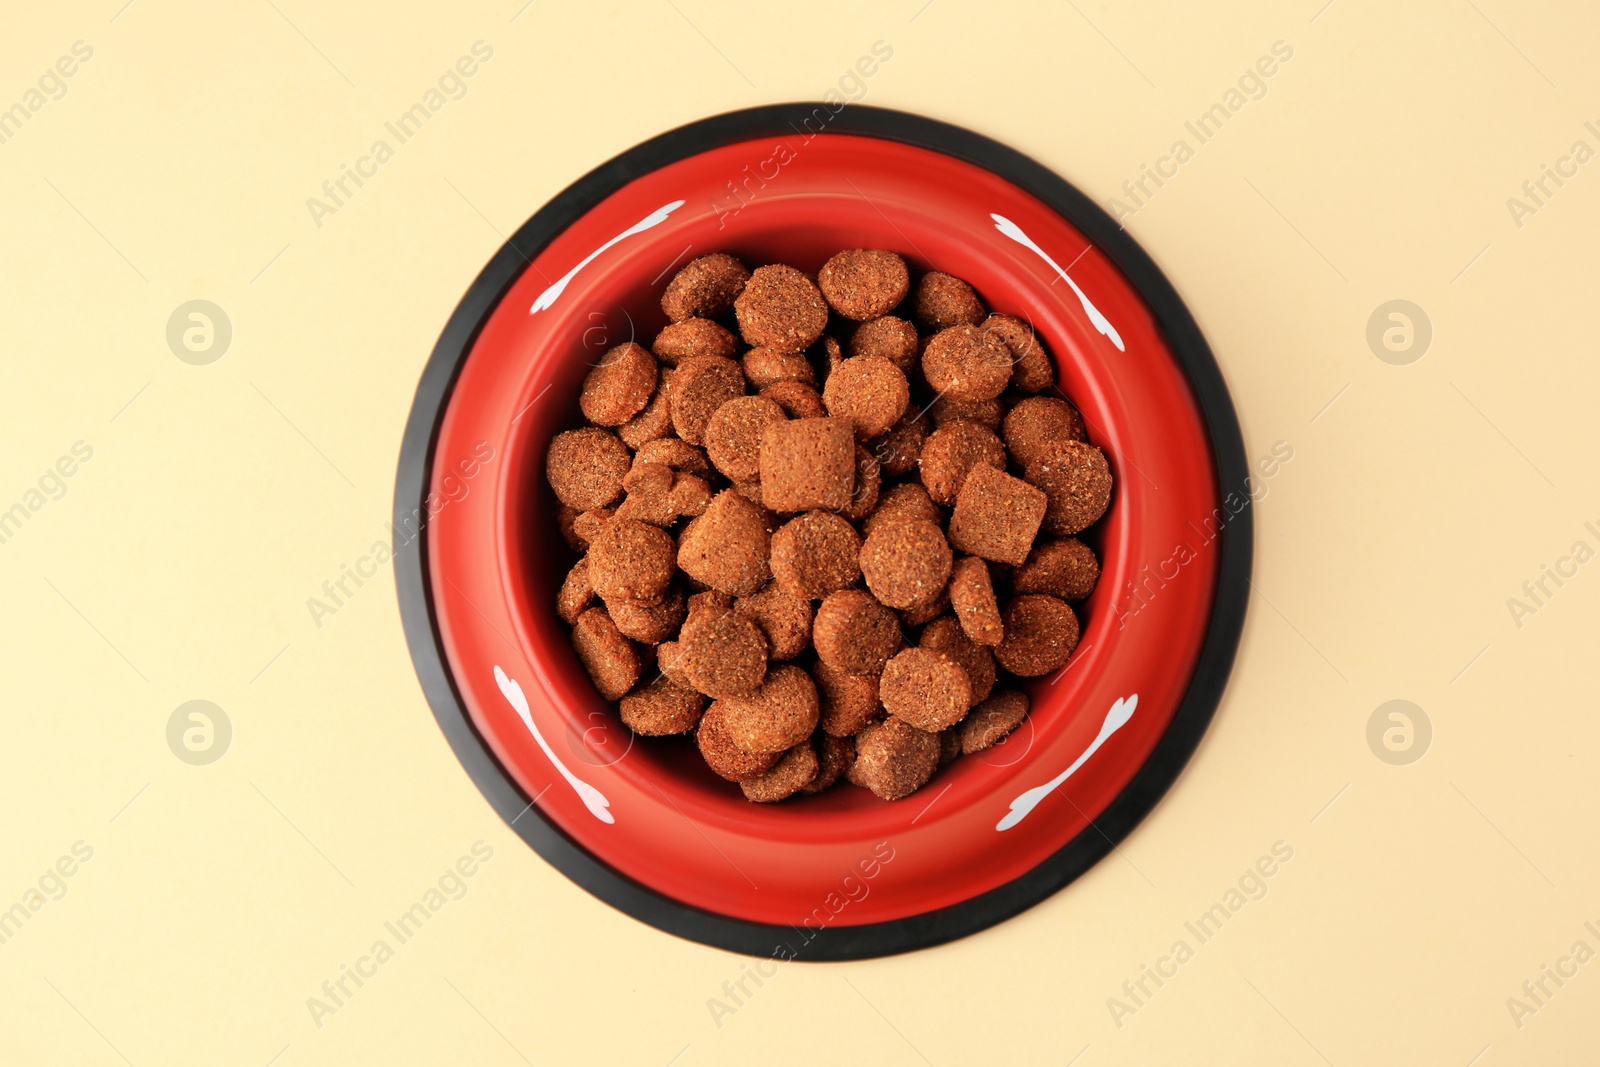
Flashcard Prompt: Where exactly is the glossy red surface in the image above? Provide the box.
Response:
[427,133,1219,925]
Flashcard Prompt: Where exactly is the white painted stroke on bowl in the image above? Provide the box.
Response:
[529,200,686,314]
[996,694,1137,831]
[991,213,1126,353]
[494,665,615,823]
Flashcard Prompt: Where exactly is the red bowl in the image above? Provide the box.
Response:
[395,105,1250,959]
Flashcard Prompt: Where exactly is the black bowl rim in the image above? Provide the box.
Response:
[392,103,1252,961]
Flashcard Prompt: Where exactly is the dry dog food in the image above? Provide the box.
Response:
[547,249,1114,801]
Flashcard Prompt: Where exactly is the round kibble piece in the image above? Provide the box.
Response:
[618,368,674,448]
[868,410,927,478]
[898,584,951,628]
[742,347,817,389]
[949,556,1003,646]
[983,313,1053,393]
[760,381,828,419]
[634,437,711,478]
[698,703,782,781]
[677,606,768,698]
[770,511,862,600]
[847,316,919,372]
[677,490,771,596]
[863,482,941,539]
[812,590,901,677]
[652,318,738,365]
[718,664,820,753]
[735,585,814,660]
[840,444,883,522]
[557,558,594,625]
[994,594,1081,676]
[1013,537,1100,600]
[959,691,1030,754]
[848,717,939,800]
[620,676,707,735]
[603,585,686,643]
[913,272,985,331]
[1002,396,1087,469]
[741,743,820,802]
[922,324,1012,402]
[1026,441,1114,535]
[802,733,855,793]
[815,658,882,736]
[580,342,658,426]
[919,616,995,705]
[669,355,745,446]
[570,608,641,701]
[587,519,675,602]
[879,647,971,732]
[662,253,750,322]
[860,518,952,609]
[571,507,613,546]
[823,356,910,440]
[705,396,787,483]
[546,428,631,510]
[919,419,1006,505]
[818,249,910,321]
[734,264,829,352]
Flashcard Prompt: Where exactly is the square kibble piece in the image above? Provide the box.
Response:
[759,417,856,512]
[948,462,1047,565]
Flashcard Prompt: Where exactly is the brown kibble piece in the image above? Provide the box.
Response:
[742,743,820,802]
[735,585,814,660]
[580,342,657,426]
[734,264,828,352]
[586,518,675,602]
[657,640,690,688]
[669,355,744,446]
[802,733,855,793]
[570,608,641,701]
[557,504,585,551]
[1002,396,1087,468]
[859,519,952,609]
[686,589,733,623]
[897,584,951,628]
[929,393,1002,428]
[615,462,710,527]
[812,590,900,677]
[604,585,686,643]
[770,511,862,600]
[867,409,927,478]
[662,253,749,322]
[618,367,674,448]
[983,314,1053,393]
[1026,441,1114,535]
[949,556,1003,646]
[742,347,817,390]
[919,419,1006,505]
[840,444,882,522]
[633,437,712,478]
[759,417,856,512]
[994,595,1081,676]
[848,717,939,800]
[959,691,1030,754]
[863,483,941,539]
[1013,538,1100,600]
[818,249,910,321]
[847,316,919,373]
[572,507,614,546]
[948,462,1047,566]
[913,272,985,331]
[652,318,738,366]
[705,396,788,483]
[919,616,995,705]
[815,659,883,736]
[922,324,1012,403]
[620,676,707,735]
[557,558,594,625]
[677,490,771,596]
[677,605,768,698]
[760,381,828,419]
[697,702,782,781]
[717,664,820,753]
[823,356,910,440]
[879,647,971,732]
[546,427,630,510]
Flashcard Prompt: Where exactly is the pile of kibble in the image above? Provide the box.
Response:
[545,249,1112,802]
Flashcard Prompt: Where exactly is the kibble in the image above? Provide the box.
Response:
[1012,537,1100,600]
[770,511,862,600]
[1026,440,1114,535]
[859,518,951,609]
[1002,396,1086,468]
[546,427,631,510]
[994,595,1080,677]
[823,356,910,439]
[580,342,658,426]
[735,264,828,352]
[662,253,749,322]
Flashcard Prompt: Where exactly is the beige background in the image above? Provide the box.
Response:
[3,0,1596,1063]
